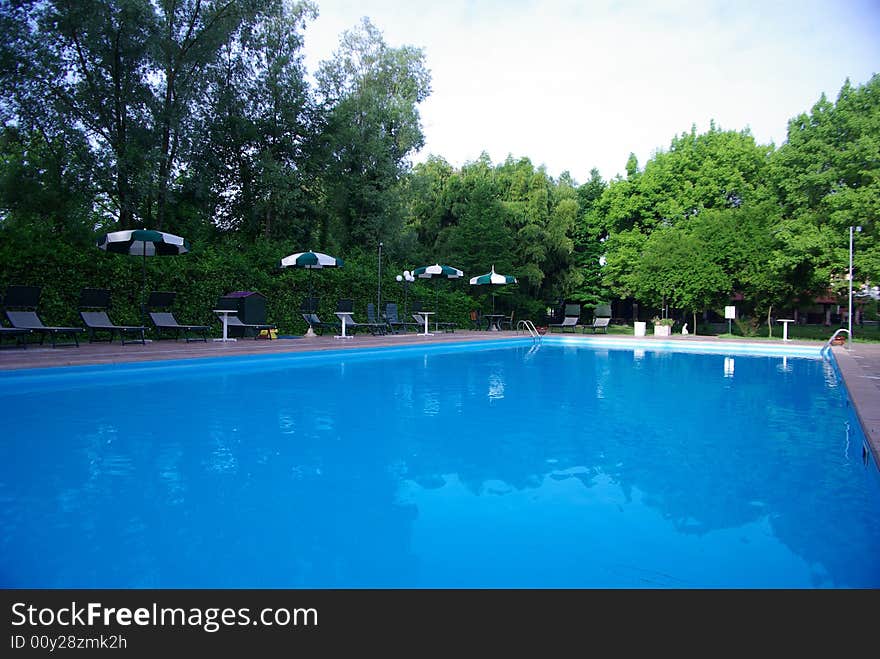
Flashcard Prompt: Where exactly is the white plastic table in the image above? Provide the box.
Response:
[778,318,795,342]
[334,312,354,339]
[212,309,237,342]
[418,311,434,336]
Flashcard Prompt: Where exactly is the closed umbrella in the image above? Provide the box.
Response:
[279,250,344,337]
[413,263,464,316]
[468,265,517,314]
[97,229,190,327]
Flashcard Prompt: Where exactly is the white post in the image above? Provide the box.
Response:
[377,242,383,318]
[849,225,854,348]
[848,226,862,348]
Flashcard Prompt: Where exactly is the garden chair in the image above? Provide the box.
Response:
[3,285,83,347]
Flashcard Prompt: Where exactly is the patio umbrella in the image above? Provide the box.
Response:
[469,265,517,313]
[97,229,190,327]
[279,250,344,336]
[413,263,464,315]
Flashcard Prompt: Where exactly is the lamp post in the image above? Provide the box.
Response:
[396,270,415,316]
[377,242,383,317]
[848,226,862,348]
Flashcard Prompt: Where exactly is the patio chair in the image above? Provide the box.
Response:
[149,312,209,342]
[78,288,146,345]
[500,310,515,331]
[299,297,339,336]
[0,292,31,348]
[224,314,277,339]
[335,299,385,336]
[147,291,209,342]
[3,285,83,347]
[585,303,612,334]
[586,317,610,333]
[301,312,339,336]
[469,309,488,331]
[367,303,393,334]
[385,303,420,333]
[549,304,580,333]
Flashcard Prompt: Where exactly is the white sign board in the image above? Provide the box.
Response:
[724,306,736,320]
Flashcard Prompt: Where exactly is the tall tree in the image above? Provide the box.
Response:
[24,0,158,228]
[769,75,880,294]
[570,168,609,307]
[191,0,318,241]
[315,17,431,249]
[149,0,245,230]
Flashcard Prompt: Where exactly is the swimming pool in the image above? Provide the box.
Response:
[1,338,878,588]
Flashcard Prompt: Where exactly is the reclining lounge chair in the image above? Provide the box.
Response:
[3,285,83,347]
[147,291,209,342]
[367,303,393,334]
[585,303,612,334]
[549,304,581,333]
[335,299,385,336]
[299,298,339,336]
[385,303,420,333]
[149,311,209,342]
[79,288,146,345]
[224,314,276,339]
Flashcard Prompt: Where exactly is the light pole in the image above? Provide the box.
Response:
[396,270,414,316]
[377,242,383,317]
[848,225,862,348]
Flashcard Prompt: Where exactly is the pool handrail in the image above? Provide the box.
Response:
[820,328,850,359]
[517,319,542,341]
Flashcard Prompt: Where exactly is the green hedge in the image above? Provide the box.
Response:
[0,234,504,336]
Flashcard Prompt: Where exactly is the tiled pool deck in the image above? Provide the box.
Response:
[2,329,878,467]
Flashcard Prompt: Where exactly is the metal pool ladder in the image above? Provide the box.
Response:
[518,319,542,342]
[820,328,850,359]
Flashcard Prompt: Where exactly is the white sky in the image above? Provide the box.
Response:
[301,0,880,183]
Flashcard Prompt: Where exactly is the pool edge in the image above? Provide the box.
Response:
[829,345,880,470]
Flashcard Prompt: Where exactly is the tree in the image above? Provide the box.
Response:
[17,0,158,229]
[769,75,880,294]
[316,17,431,248]
[190,0,318,241]
[150,0,245,230]
[570,168,609,307]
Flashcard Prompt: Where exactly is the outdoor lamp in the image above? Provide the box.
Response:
[397,270,415,315]
[848,225,862,347]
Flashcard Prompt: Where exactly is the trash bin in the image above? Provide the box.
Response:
[634,321,647,337]
[215,291,268,338]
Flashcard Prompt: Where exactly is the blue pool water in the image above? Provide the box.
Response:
[1,339,879,588]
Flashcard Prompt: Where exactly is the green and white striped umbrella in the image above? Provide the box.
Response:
[279,250,344,309]
[469,266,516,313]
[413,263,464,315]
[279,250,343,269]
[413,263,463,279]
[97,229,190,256]
[468,265,516,286]
[97,229,190,326]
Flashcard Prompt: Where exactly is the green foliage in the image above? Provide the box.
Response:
[316,17,431,248]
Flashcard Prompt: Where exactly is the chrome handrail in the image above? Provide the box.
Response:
[517,319,542,341]
[820,328,850,358]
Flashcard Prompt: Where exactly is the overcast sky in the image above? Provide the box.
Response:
[301,0,880,183]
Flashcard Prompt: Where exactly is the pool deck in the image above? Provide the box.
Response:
[1,329,878,466]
